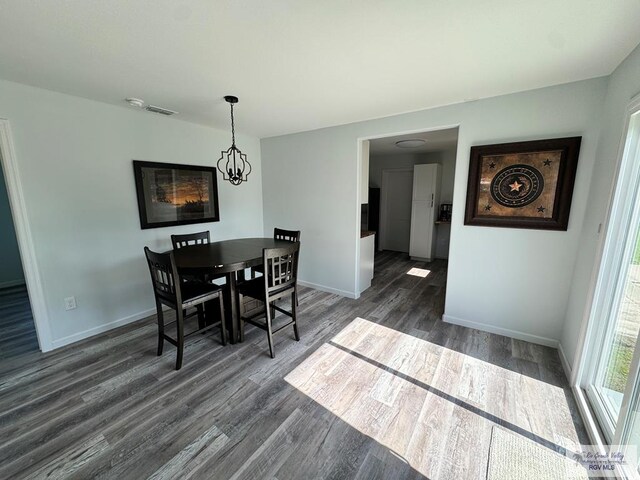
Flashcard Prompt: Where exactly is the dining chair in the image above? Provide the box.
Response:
[238,242,301,358]
[171,231,210,250]
[274,228,301,243]
[251,227,300,277]
[144,246,226,370]
[251,228,301,307]
[171,231,226,285]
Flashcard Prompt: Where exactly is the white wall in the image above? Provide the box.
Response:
[0,79,263,349]
[261,78,607,345]
[0,164,24,287]
[369,148,457,259]
[561,44,640,370]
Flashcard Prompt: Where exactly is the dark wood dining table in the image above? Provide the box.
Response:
[172,237,292,343]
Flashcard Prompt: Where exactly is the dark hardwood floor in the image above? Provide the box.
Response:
[0,285,39,361]
[0,252,587,479]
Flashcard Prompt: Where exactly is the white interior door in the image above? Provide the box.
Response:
[409,164,438,260]
[380,169,413,253]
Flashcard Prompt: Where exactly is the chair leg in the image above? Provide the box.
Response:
[292,291,300,341]
[239,293,245,343]
[156,301,165,356]
[176,308,185,370]
[196,304,205,330]
[266,301,275,359]
[218,295,227,346]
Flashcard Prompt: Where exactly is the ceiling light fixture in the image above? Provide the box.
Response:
[125,97,145,108]
[395,139,427,148]
[217,96,251,186]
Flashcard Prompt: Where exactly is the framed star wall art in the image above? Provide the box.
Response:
[464,137,581,230]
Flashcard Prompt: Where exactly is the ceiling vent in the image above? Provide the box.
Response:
[144,105,178,116]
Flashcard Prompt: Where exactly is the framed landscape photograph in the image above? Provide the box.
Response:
[133,160,220,229]
[464,137,581,230]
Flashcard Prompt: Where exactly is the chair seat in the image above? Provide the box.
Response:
[238,277,292,301]
[181,273,208,284]
[237,277,266,300]
[181,281,223,308]
[182,272,226,284]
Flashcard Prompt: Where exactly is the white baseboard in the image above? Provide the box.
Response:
[557,343,573,382]
[0,279,26,289]
[442,314,559,348]
[298,280,357,299]
[50,307,157,349]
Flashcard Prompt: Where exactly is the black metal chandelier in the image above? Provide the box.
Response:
[217,95,251,186]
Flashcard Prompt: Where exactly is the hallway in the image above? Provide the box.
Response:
[0,285,38,360]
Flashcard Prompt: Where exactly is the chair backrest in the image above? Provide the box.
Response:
[171,231,210,250]
[144,247,181,306]
[263,242,300,296]
[274,228,301,278]
[273,228,301,243]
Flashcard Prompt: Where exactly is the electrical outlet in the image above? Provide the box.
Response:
[64,296,77,311]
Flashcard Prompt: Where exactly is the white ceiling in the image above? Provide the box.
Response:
[0,1,638,138]
[369,128,459,155]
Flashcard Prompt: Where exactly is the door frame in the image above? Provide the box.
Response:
[354,124,459,297]
[0,119,53,352]
[380,167,413,252]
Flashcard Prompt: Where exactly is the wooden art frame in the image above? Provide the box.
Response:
[464,137,582,230]
[133,160,220,229]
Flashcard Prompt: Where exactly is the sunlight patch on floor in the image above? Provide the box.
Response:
[285,317,579,479]
[407,267,431,278]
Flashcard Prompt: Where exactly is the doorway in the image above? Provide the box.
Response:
[356,125,459,298]
[0,155,38,358]
[0,119,51,355]
[366,127,459,259]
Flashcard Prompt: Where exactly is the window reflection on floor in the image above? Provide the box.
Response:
[406,268,431,278]
[285,317,580,479]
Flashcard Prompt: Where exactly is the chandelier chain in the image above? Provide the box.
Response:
[230,103,236,147]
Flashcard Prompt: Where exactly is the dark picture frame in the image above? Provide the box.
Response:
[133,160,220,229]
[464,137,581,230]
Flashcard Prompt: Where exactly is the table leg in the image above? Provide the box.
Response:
[237,268,246,283]
[227,271,239,344]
